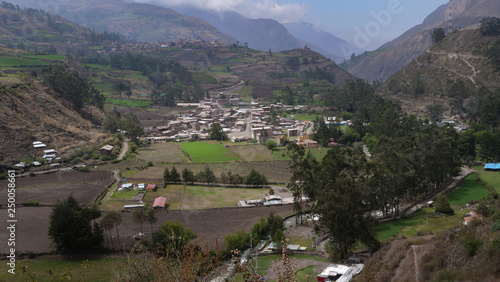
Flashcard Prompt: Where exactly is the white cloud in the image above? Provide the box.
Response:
[135,0,308,23]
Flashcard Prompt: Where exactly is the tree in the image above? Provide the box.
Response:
[170,166,181,183]
[153,220,197,258]
[480,17,500,36]
[209,123,227,141]
[434,194,454,215]
[120,113,144,144]
[100,214,115,249]
[265,139,277,150]
[182,167,195,184]
[48,195,103,252]
[163,167,171,185]
[431,28,445,43]
[244,168,268,187]
[202,166,216,186]
[224,230,250,251]
[145,206,158,239]
[102,211,122,248]
[132,208,148,235]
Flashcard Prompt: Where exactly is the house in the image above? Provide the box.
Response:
[33,141,47,148]
[146,184,157,192]
[100,145,114,156]
[463,211,484,225]
[138,183,145,190]
[153,196,167,209]
[288,128,299,137]
[297,139,318,148]
[317,264,364,282]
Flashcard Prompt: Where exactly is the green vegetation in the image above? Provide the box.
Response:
[476,167,500,194]
[181,141,240,163]
[0,56,48,67]
[192,72,217,84]
[0,258,125,281]
[111,189,139,199]
[447,174,489,204]
[105,98,151,107]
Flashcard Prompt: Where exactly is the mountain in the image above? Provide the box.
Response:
[343,0,500,82]
[283,22,364,63]
[168,8,302,52]
[7,0,235,43]
[378,27,500,119]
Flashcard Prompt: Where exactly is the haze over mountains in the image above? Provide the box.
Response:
[343,0,500,82]
[9,0,362,63]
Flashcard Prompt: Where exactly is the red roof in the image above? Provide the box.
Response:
[146,184,157,190]
[153,196,167,208]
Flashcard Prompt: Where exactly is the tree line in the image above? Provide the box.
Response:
[164,166,268,187]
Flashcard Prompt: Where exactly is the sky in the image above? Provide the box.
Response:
[135,0,450,50]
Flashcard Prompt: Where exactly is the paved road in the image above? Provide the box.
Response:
[404,167,474,216]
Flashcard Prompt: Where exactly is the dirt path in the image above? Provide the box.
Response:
[118,140,129,161]
[412,245,420,282]
[426,50,480,86]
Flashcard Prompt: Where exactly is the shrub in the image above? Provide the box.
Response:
[147,161,153,167]
[77,166,90,172]
[29,172,36,177]
[491,220,500,232]
[22,201,39,207]
[434,194,454,215]
[463,237,482,256]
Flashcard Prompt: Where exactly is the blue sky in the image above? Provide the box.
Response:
[137,0,450,50]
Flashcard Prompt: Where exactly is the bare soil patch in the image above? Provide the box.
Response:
[0,171,114,205]
[228,145,274,162]
[136,142,187,164]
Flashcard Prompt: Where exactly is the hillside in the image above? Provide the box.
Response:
[378,27,500,118]
[9,0,235,43]
[343,0,500,82]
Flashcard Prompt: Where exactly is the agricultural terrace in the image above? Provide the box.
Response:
[447,174,489,205]
[181,141,240,163]
[105,98,151,107]
[226,143,274,162]
[475,166,500,194]
[137,142,187,164]
[127,162,291,184]
[142,184,272,210]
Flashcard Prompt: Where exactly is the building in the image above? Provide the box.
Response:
[146,184,157,192]
[100,145,114,156]
[317,264,364,282]
[153,196,167,209]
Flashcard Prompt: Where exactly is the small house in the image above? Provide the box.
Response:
[153,196,167,209]
[100,145,114,156]
[146,184,157,192]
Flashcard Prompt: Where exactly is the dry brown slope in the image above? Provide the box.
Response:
[0,80,106,164]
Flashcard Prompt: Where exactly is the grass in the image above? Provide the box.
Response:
[0,257,125,281]
[292,113,320,122]
[476,167,500,194]
[23,54,66,60]
[143,185,267,210]
[273,147,327,161]
[105,98,151,107]
[181,141,241,163]
[256,254,330,277]
[137,143,187,164]
[236,86,253,102]
[447,174,489,204]
[0,56,49,66]
[111,189,139,200]
[192,72,217,84]
[288,236,315,251]
[295,265,318,282]
[375,207,467,240]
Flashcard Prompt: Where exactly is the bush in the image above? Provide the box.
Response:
[147,161,153,167]
[491,220,500,232]
[463,237,482,257]
[434,194,454,215]
[29,172,36,177]
[22,201,39,207]
[77,166,90,172]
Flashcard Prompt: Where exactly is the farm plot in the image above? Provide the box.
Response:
[0,171,113,206]
[228,144,274,162]
[143,185,268,210]
[130,161,291,184]
[181,141,241,163]
[137,142,187,164]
